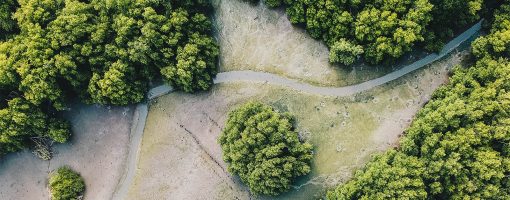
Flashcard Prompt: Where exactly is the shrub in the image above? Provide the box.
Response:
[49,166,85,200]
[218,102,313,196]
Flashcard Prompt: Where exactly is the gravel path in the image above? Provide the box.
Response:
[112,20,481,200]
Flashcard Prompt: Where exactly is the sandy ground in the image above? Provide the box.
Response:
[126,49,471,199]
[0,104,133,200]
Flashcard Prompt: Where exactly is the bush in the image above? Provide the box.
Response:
[218,102,313,196]
[49,166,85,200]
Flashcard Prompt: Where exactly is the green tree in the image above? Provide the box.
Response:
[0,0,17,38]
[218,102,313,196]
[329,39,364,66]
[424,0,485,51]
[327,4,510,198]
[0,0,219,157]
[49,166,85,200]
[253,0,433,65]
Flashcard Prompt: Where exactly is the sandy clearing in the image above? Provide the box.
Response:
[125,48,471,199]
[0,104,133,200]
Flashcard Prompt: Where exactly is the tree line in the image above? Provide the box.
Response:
[248,0,486,66]
[327,2,510,199]
[0,0,218,157]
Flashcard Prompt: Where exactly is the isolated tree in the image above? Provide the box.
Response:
[219,102,313,196]
[49,166,85,200]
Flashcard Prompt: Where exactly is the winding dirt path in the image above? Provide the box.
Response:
[112,21,481,200]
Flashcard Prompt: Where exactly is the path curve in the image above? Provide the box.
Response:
[112,21,481,200]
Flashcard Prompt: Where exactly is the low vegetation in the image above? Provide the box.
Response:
[49,166,85,200]
[0,0,218,157]
[218,102,313,196]
[327,3,510,199]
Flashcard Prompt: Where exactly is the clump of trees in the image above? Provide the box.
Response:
[0,0,218,157]
[424,0,485,51]
[49,166,85,200]
[327,3,510,199]
[218,102,313,196]
[252,0,486,65]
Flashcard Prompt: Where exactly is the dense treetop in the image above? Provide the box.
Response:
[0,0,218,156]
[219,102,313,196]
[49,166,85,200]
[327,3,510,199]
[0,0,17,38]
[251,0,486,65]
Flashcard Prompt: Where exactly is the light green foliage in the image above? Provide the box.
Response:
[328,151,427,199]
[0,0,218,157]
[256,0,489,64]
[219,102,313,196]
[161,33,219,92]
[49,166,85,200]
[327,4,510,199]
[256,0,433,64]
[0,98,70,156]
[472,4,510,59]
[329,39,364,66]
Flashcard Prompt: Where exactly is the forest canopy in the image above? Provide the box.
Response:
[219,102,313,196]
[0,0,218,156]
[327,2,510,199]
[251,0,486,65]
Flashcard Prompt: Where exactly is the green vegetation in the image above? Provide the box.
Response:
[0,0,217,157]
[425,0,485,51]
[49,166,85,200]
[218,102,313,196]
[327,3,510,199]
[251,0,485,65]
[0,0,17,39]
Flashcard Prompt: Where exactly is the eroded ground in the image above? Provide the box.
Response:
[127,49,470,199]
[0,104,133,200]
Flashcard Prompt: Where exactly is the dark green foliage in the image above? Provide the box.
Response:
[424,0,484,51]
[256,0,433,65]
[255,0,488,64]
[327,4,510,199]
[49,166,85,200]
[0,97,70,156]
[0,0,218,157]
[472,4,510,59]
[219,102,313,196]
[0,0,17,38]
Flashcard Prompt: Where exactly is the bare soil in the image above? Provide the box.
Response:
[0,104,133,200]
